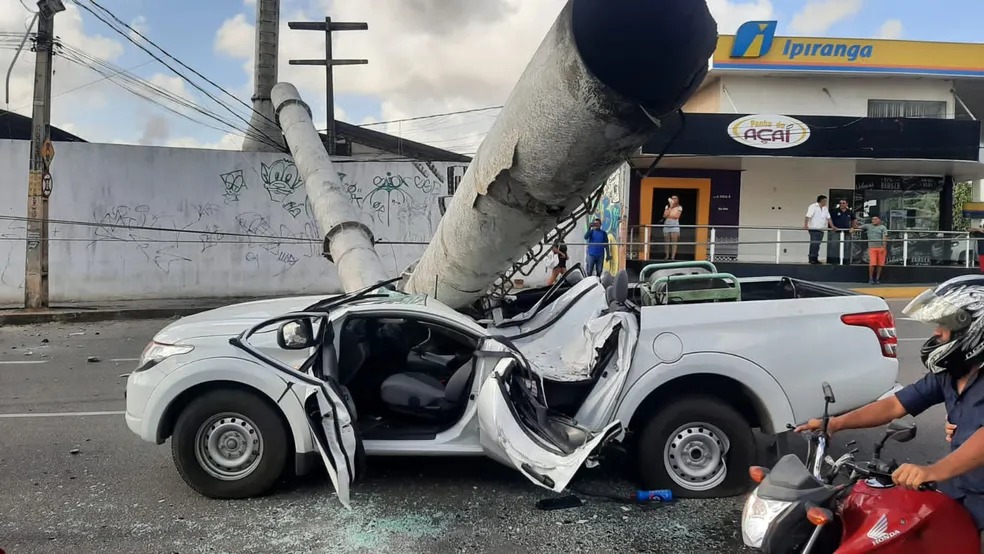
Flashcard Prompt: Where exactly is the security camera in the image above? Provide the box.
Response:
[37,0,66,18]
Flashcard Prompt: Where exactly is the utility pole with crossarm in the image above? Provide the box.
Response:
[286,18,367,156]
[24,0,66,309]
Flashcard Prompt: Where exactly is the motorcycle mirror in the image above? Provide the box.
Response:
[889,425,917,444]
[888,417,916,433]
[822,382,836,404]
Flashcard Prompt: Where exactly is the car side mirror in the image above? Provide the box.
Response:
[887,417,917,443]
[822,382,836,404]
[277,318,316,350]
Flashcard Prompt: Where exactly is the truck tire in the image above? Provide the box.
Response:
[636,395,755,498]
[171,389,289,499]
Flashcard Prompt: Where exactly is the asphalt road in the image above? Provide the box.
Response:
[0,301,948,553]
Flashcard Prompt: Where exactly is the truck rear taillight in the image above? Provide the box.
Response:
[841,310,898,358]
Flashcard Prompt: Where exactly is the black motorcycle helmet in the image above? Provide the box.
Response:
[902,274,984,377]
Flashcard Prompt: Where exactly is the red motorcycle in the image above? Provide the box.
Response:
[740,383,980,553]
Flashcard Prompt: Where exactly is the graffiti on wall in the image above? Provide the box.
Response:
[74,156,464,290]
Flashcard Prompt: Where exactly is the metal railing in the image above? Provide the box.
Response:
[611,224,978,268]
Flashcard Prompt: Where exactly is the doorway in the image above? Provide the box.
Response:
[640,178,711,261]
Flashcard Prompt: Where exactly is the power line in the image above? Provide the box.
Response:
[69,0,284,151]
[328,105,503,131]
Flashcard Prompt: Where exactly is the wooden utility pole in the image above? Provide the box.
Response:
[24,0,65,309]
[287,18,367,155]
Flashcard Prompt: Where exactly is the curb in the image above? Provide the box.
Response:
[0,306,211,327]
[848,286,930,300]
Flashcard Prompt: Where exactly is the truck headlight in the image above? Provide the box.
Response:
[741,489,792,548]
[135,341,194,372]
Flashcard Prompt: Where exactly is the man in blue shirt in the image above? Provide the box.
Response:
[583,218,610,277]
[797,275,984,549]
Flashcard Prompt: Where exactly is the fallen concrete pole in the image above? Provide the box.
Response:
[272,82,388,292]
[404,0,717,308]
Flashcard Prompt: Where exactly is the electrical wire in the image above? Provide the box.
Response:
[69,0,285,151]
[345,106,503,130]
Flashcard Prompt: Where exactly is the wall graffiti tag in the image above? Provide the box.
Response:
[220,170,246,203]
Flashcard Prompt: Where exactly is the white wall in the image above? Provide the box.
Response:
[720,75,956,117]
[736,157,857,263]
[0,140,467,303]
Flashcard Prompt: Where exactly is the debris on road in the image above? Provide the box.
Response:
[41,338,49,343]
[69,448,80,455]
[87,356,100,363]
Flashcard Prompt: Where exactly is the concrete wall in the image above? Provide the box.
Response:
[683,78,723,113]
[0,140,468,303]
[736,157,857,263]
[720,75,956,117]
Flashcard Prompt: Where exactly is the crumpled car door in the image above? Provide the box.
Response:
[476,356,622,493]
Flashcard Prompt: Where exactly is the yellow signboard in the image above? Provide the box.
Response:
[715,20,984,78]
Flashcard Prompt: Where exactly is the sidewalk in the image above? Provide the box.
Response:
[0,297,273,326]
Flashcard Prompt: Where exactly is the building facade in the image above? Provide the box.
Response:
[626,20,984,278]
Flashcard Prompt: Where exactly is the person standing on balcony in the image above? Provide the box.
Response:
[828,198,858,265]
[804,195,834,264]
[662,195,683,260]
[857,215,889,284]
[584,218,610,277]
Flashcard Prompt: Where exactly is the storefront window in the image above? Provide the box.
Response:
[867,100,947,119]
[852,175,948,266]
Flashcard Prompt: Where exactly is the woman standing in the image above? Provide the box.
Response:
[662,196,683,260]
[547,240,568,285]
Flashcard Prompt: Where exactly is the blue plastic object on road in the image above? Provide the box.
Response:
[636,489,673,503]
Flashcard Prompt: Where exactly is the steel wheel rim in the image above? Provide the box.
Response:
[663,422,730,491]
[194,412,263,481]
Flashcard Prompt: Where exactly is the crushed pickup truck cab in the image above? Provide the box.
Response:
[124,262,901,505]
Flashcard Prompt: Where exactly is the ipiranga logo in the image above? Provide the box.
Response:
[782,39,875,62]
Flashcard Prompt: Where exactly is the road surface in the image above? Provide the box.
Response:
[0,301,947,553]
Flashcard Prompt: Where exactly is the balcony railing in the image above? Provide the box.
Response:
[594,224,981,268]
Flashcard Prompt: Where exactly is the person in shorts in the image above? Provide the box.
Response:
[547,241,568,285]
[857,215,888,284]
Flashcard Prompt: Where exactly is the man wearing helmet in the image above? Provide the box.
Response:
[797,275,984,545]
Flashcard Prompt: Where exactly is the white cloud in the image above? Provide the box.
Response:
[877,19,903,39]
[129,15,148,41]
[0,1,125,135]
[705,0,774,33]
[789,0,864,35]
[214,0,772,155]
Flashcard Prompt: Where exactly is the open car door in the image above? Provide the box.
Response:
[476,351,622,493]
[232,312,361,508]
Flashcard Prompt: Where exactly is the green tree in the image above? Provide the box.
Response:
[953,181,974,232]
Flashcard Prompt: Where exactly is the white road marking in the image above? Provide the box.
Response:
[0,360,47,365]
[0,410,124,419]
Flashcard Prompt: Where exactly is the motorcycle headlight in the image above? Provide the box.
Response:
[135,341,194,372]
[741,489,793,549]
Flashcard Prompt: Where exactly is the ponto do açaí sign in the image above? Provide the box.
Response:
[728,114,811,150]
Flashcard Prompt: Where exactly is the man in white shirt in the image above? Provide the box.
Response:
[803,195,834,264]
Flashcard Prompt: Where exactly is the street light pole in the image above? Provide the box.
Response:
[24,0,65,309]
[287,18,367,155]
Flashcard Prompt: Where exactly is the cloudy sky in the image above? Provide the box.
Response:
[1,0,982,155]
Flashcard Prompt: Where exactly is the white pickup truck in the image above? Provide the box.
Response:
[124,262,901,506]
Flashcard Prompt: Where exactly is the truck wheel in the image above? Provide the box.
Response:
[171,389,289,499]
[636,395,755,498]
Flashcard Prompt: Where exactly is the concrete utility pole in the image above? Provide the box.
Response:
[242,0,286,152]
[271,83,387,292]
[287,18,367,155]
[23,0,65,309]
[404,0,718,309]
